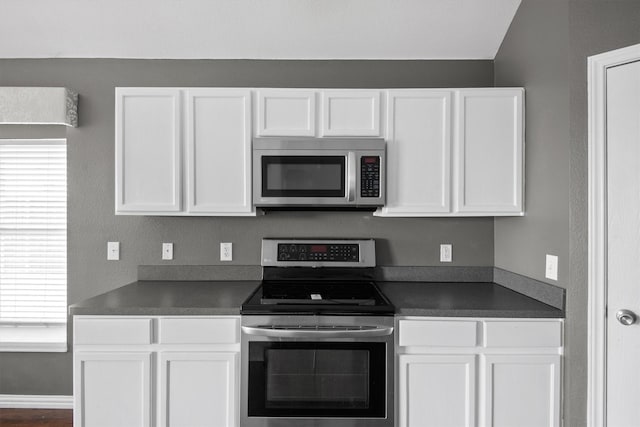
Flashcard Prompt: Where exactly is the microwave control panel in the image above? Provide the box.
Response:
[277,243,359,262]
[360,156,380,198]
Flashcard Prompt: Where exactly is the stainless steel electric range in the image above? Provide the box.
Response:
[241,238,395,427]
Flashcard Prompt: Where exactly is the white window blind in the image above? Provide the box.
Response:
[0,139,67,324]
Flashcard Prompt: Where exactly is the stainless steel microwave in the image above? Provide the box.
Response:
[252,138,386,208]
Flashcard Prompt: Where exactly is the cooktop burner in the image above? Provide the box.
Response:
[241,239,394,315]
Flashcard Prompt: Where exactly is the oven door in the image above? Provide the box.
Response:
[241,317,394,427]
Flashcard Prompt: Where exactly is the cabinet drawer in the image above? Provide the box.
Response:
[74,318,153,345]
[484,321,562,348]
[399,320,478,347]
[158,317,239,344]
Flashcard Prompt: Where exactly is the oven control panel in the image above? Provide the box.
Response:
[277,243,359,262]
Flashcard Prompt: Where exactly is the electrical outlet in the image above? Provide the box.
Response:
[107,242,120,261]
[162,243,174,260]
[440,244,452,263]
[545,254,558,281]
[220,242,233,262]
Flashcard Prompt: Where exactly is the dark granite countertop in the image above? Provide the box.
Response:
[69,280,261,316]
[70,279,564,318]
[379,282,564,318]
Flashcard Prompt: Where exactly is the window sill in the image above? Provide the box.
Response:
[0,324,67,352]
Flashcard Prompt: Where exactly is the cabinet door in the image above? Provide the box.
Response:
[378,90,452,216]
[454,88,524,215]
[398,354,476,427]
[321,90,381,136]
[256,89,316,136]
[482,354,561,427]
[74,351,152,427]
[115,88,182,213]
[158,352,238,427]
[186,89,254,215]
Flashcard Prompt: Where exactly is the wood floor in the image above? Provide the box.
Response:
[0,409,72,427]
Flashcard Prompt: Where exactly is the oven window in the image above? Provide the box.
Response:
[248,342,386,418]
[262,156,345,197]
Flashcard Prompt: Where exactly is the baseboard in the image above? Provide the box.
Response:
[0,394,73,409]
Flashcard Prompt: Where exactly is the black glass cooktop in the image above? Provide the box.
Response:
[241,268,394,315]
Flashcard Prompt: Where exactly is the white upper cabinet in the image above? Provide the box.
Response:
[115,88,182,213]
[454,88,524,215]
[321,90,381,137]
[115,87,254,216]
[378,90,451,216]
[256,89,316,136]
[186,89,253,215]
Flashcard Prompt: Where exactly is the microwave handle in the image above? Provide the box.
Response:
[347,152,357,202]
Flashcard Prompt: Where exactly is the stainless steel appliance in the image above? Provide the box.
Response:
[241,239,394,427]
[252,138,386,208]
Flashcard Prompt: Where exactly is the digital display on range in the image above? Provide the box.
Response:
[310,245,327,253]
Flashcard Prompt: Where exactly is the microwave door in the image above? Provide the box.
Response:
[257,154,350,206]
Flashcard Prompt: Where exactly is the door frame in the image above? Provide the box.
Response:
[588,42,640,427]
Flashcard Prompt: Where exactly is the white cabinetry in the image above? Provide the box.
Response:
[255,89,382,137]
[115,88,182,213]
[73,316,240,427]
[377,88,524,217]
[115,88,254,216]
[397,317,562,427]
[158,352,237,427]
[186,89,252,214]
[483,354,561,427]
[75,351,153,427]
[321,90,381,136]
[454,89,524,215]
[256,89,316,136]
[380,90,451,215]
[398,354,476,427]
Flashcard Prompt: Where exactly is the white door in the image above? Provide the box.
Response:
[158,352,238,427]
[606,59,640,426]
[398,354,476,427]
[185,89,254,215]
[74,352,153,427]
[482,354,561,427]
[115,88,182,213]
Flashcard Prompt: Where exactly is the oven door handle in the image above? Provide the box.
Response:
[241,325,393,339]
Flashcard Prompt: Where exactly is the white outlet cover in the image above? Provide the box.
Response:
[545,254,558,281]
[162,243,173,260]
[107,241,120,261]
[440,244,452,263]
[220,242,233,262]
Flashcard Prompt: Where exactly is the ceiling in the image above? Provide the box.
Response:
[0,0,521,60]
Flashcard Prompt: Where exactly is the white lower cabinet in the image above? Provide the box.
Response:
[74,351,153,427]
[158,352,238,427]
[73,316,240,427]
[397,317,563,427]
[483,354,561,427]
[398,354,476,427]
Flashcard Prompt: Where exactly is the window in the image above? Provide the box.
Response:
[0,139,67,352]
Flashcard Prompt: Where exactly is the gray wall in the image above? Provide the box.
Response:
[0,59,494,395]
[495,1,640,425]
